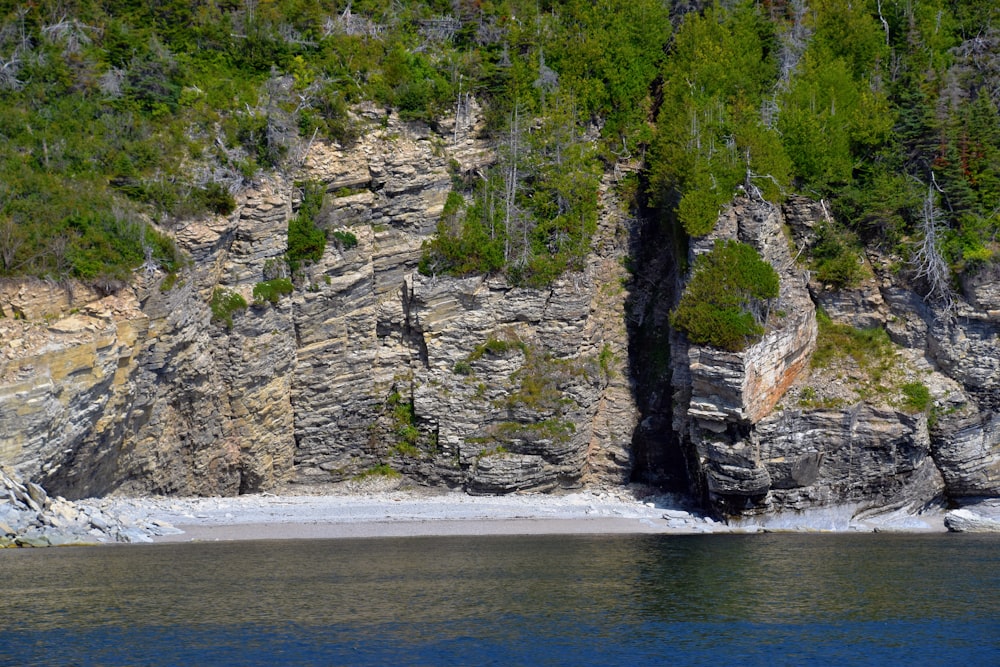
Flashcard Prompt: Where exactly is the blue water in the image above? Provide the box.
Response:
[1,534,998,666]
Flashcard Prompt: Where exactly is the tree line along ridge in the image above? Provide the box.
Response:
[0,0,995,350]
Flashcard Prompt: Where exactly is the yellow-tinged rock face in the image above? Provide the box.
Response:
[0,285,148,479]
[0,280,103,321]
[0,105,994,512]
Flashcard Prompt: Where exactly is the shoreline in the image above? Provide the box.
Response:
[78,488,958,544]
[154,516,693,542]
[87,488,726,543]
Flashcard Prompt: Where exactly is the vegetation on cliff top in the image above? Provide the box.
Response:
[671,240,780,351]
[650,0,998,279]
[0,1,996,296]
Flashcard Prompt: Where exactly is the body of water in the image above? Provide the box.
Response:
[1,533,997,665]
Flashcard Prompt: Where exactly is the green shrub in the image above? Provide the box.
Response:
[814,252,864,288]
[209,287,247,328]
[287,182,326,272]
[811,223,865,288]
[901,382,931,413]
[193,182,236,216]
[468,335,528,361]
[598,343,615,378]
[230,111,286,169]
[811,310,894,370]
[381,47,453,122]
[160,272,179,292]
[252,278,294,304]
[387,391,420,450]
[494,419,575,444]
[298,81,359,146]
[352,464,401,481]
[419,192,504,278]
[963,245,994,266]
[671,240,780,351]
[332,230,358,250]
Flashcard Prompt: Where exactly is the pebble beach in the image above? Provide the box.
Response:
[89,487,725,542]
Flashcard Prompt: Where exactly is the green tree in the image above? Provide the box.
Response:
[671,240,780,352]
[650,1,788,236]
[286,182,326,273]
[778,51,893,191]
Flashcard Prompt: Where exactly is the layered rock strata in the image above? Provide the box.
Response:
[670,198,819,511]
[0,106,996,518]
[0,107,636,498]
[670,196,998,517]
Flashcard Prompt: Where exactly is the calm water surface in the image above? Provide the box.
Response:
[0,533,997,665]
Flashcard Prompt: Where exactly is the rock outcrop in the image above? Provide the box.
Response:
[0,103,996,521]
[944,499,1000,533]
[0,105,636,499]
[0,467,176,546]
[668,195,998,517]
[670,198,820,512]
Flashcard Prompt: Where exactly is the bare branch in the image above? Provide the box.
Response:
[41,17,98,55]
[419,17,461,43]
[98,67,126,98]
[323,4,385,39]
[0,53,21,90]
[912,184,956,317]
[277,23,315,46]
[776,0,811,90]
[876,0,890,47]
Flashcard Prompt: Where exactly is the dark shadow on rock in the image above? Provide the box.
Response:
[623,188,692,496]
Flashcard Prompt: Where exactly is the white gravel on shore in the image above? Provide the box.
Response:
[75,486,950,543]
[80,487,727,542]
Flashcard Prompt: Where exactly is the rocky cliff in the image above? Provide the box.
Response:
[667,196,999,518]
[0,105,636,499]
[0,106,997,522]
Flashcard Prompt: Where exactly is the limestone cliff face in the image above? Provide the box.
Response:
[0,107,997,515]
[0,286,147,490]
[669,196,999,517]
[669,198,821,511]
[0,106,636,498]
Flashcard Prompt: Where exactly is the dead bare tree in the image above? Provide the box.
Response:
[610,136,633,182]
[419,16,461,44]
[912,183,955,317]
[98,66,126,98]
[41,17,98,55]
[254,69,298,169]
[777,0,811,89]
[501,105,523,265]
[476,17,506,46]
[452,76,472,145]
[876,0,890,47]
[533,50,558,105]
[324,3,385,39]
[0,10,29,92]
[0,51,21,90]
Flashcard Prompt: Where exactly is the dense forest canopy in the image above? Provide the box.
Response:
[0,0,996,293]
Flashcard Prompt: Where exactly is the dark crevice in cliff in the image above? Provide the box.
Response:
[624,193,690,494]
[401,280,430,369]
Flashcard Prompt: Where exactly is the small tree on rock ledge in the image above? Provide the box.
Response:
[671,240,780,352]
